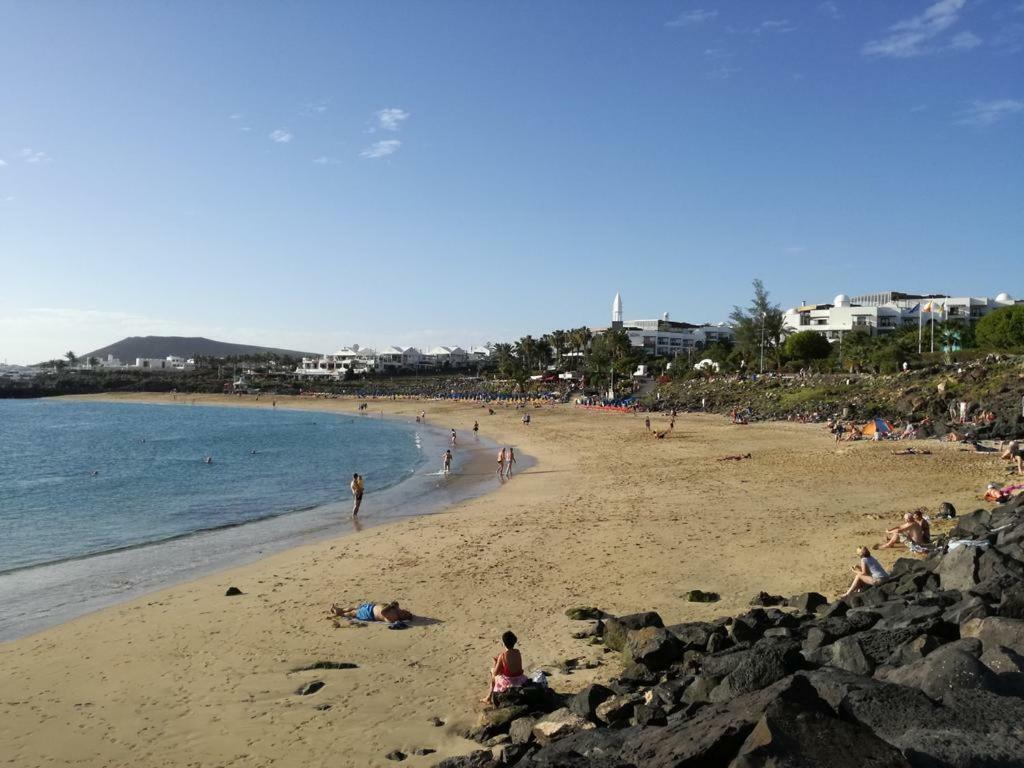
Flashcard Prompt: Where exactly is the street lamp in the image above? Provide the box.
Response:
[759,312,767,374]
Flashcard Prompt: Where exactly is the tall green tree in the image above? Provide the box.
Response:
[728,279,786,371]
[65,350,77,365]
[976,306,1024,349]
[783,330,832,365]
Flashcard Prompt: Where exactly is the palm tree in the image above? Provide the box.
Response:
[65,350,77,365]
[549,330,568,368]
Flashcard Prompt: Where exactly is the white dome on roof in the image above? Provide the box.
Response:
[834,294,850,307]
[996,292,1013,303]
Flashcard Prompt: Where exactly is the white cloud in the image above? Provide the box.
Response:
[312,156,340,165]
[269,129,293,143]
[304,98,331,116]
[376,108,409,131]
[1,195,13,202]
[240,126,252,132]
[757,19,797,34]
[862,0,968,58]
[228,113,243,120]
[950,30,982,50]
[955,99,1024,125]
[360,139,401,159]
[0,158,6,166]
[19,148,52,163]
[666,9,718,27]
[818,1,841,20]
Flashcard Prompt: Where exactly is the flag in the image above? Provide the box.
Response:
[922,301,933,313]
[908,303,921,313]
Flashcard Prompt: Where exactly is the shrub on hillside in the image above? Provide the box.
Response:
[976,306,1024,350]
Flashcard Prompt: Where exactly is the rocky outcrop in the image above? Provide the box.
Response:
[437,497,1024,767]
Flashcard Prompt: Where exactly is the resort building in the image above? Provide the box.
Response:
[600,293,735,358]
[375,346,424,371]
[298,346,377,377]
[783,291,1018,341]
[424,346,469,367]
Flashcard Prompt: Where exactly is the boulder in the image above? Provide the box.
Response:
[876,646,1001,701]
[942,595,990,624]
[508,716,536,745]
[603,612,663,652]
[595,694,640,725]
[872,604,941,631]
[961,616,1024,656]
[787,592,827,614]
[618,662,659,687]
[883,633,944,667]
[686,589,720,603]
[730,693,911,768]
[473,705,529,740]
[384,750,406,761]
[632,703,668,727]
[523,728,631,768]
[224,586,243,596]
[433,750,498,768]
[749,591,786,607]
[620,674,822,767]
[666,621,724,652]
[708,645,802,703]
[623,627,682,671]
[565,606,605,620]
[569,684,615,722]
[827,635,874,676]
[531,708,596,744]
[936,546,980,592]
[999,584,1024,619]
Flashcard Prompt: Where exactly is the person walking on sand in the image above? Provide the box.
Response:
[473,420,479,437]
[497,447,506,478]
[450,428,457,447]
[350,472,365,517]
[645,417,651,432]
[442,449,453,475]
[504,447,517,478]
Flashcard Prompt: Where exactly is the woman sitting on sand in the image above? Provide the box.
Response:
[912,510,931,544]
[331,601,413,623]
[841,546,889,598]
[483,631,528,705]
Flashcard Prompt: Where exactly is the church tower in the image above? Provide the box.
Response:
[612,292,623,329]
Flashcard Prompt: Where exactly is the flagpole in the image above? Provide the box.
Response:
[918,307,922,354]
[930,307,935,354]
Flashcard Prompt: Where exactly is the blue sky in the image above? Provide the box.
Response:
[1,0,1022,363]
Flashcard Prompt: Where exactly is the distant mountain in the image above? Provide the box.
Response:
[83,336,318,362]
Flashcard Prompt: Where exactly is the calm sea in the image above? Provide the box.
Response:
[0,399,490,640]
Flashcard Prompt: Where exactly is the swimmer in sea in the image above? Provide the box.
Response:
[205,456,213,464]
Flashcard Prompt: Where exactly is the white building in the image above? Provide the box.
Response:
[298,346,377,377]
[375,346,423,371]
[599,293,735,358]
[424,346,469,367]
[468,346,492,361]
[783,291,1018,341]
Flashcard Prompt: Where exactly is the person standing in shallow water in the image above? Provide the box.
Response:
[504,447,516,478]
[442,449,453,475]
[496,447,506,478]
[350,472,364,517]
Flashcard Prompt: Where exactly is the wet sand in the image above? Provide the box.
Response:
[0,393,1002,767]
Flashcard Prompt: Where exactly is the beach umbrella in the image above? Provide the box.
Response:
[861,418,894,436]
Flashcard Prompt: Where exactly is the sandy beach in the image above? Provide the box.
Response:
[0,394,1003,768]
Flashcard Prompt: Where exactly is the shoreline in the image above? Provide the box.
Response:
[0,396,517,642]
[0,394,1004,767]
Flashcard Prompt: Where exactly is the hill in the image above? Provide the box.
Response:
[83,336,317,362]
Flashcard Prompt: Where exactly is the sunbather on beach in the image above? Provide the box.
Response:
[482,631,528,705]
[912,510,931,544]
[1000,441,1024,475]
[877,513,925,549]
[841,546,889,597]
[331,601,413,623]
[892,447,931,456]
[717,453,752,461]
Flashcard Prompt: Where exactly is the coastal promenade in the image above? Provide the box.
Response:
[0,394,998,767]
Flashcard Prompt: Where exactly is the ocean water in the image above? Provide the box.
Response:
[0,399,494,641]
